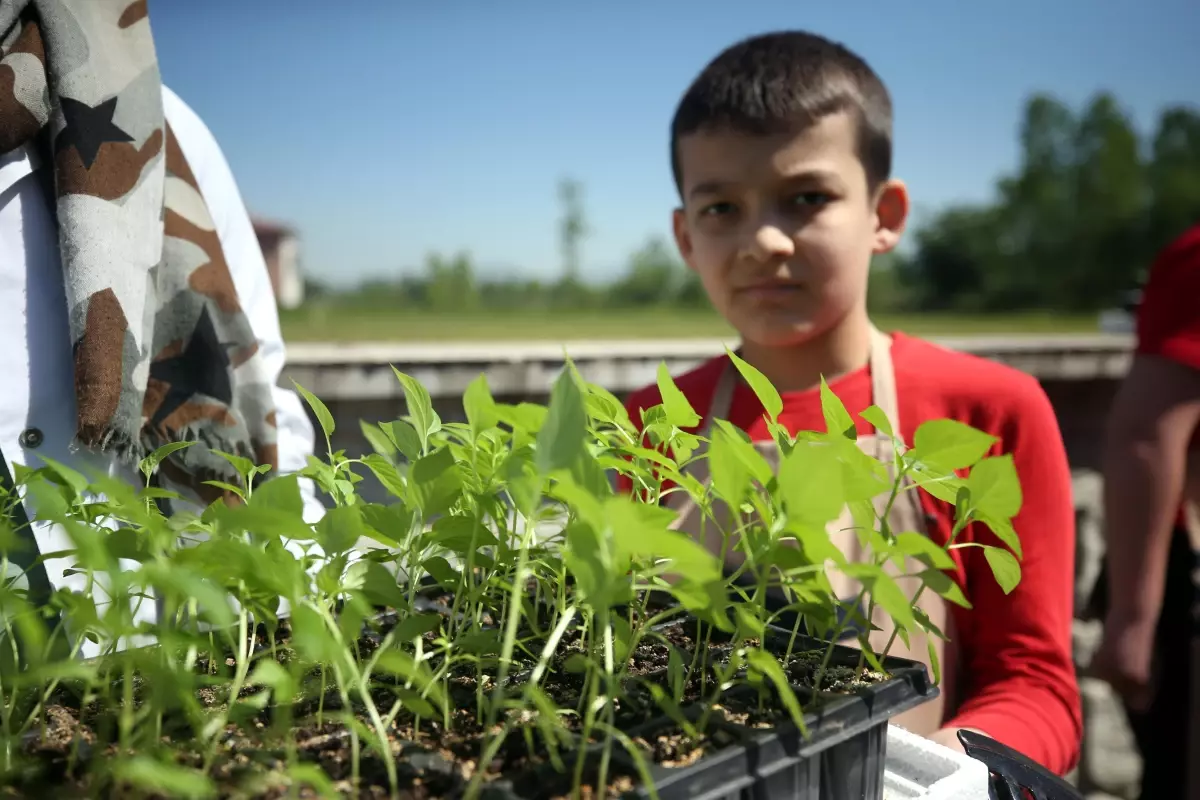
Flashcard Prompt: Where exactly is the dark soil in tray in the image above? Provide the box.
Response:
[13,700,585,799]
[3,602,900,798]
[711,690,806,731]
[6,650,668,797]
[505,758,641,800]
[648,620,891,695]
[628,721,743,770]
[778,649,890,694]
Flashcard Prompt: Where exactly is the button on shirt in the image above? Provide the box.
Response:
[0,86,326,651]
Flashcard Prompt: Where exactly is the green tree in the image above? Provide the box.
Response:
[425,250,480,311]
[608,235,689,307]
[898,205,1003,310]
[1147,106,1200,255]
[867,251,916,314]
[993,94,1079,309]
[898,92,1188,313]
[558,177,588,283]
[1063,92,1146,309]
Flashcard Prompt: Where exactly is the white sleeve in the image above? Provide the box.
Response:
[161,85,326,524]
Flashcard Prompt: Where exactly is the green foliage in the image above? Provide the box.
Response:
[899,94,1200,312]
[0,364,1025,798]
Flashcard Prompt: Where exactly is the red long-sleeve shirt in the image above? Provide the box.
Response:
[1137,223,1200,373]
[618,330,1082,775]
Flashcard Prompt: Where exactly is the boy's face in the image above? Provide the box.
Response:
[672,111,908,349]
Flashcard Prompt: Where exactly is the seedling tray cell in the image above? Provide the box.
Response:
[499,618,939,799]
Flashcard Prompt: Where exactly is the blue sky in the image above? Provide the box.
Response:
[150,0,1200,288]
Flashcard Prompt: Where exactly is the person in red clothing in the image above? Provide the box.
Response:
[1091,222,1200,800]
[617,31,1081,774]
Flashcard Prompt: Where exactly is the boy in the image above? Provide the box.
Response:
[619,31,1081,774]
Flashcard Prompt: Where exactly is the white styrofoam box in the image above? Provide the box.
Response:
[883,724,991,800]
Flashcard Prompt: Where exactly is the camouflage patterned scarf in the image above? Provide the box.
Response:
[0,0,279,497]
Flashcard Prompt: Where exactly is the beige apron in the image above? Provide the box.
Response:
[664,328,960,735]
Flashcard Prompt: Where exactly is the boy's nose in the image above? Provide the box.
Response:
[741,223,795,263]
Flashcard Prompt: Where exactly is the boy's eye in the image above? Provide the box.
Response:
[699,201,736,217]
[789,192,831,207]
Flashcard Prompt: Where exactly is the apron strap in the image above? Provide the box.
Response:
[864,327,925,524]
[867,325,901,464]
[700,357,738,437]
[704,327,901,444]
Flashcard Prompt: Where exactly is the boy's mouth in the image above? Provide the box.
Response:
[737,281,804,302]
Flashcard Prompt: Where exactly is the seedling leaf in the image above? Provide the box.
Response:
[860,405,894,438]
[656,363,702,428]
[113,757,216,799]
[779,439,844,525]
[965,455,1023,520]
[385,419,424,462]
[911,419,997,472]
[536,370,587,474]
[393,612,443,643]
[745,649,808,736]
[138,441,196,480]
[892,531,956,570]
[709,423,750,507]
[464,373,499,435]
[819,377,857,440]
[918,568,972,609]
[726,348,783,422]
[360,421,398,458]
[344,560,406,607]
[293,381,335,439]
[982,545,1022,594]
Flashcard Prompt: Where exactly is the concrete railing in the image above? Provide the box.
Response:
[281,333,1135,401]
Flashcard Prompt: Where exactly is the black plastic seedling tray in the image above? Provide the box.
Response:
[493,617,939,800]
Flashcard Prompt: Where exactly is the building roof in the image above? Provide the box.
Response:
[250,215,296,239]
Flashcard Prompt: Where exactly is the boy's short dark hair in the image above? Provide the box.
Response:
[670,31,893,195]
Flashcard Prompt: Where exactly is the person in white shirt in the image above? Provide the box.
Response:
[1,0,324,647]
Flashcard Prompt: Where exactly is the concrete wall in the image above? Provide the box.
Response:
[281,337,1140,798]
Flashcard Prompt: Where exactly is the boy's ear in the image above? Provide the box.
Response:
[672,207,698,270]
[872,179,909,254]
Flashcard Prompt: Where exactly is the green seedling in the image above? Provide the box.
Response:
[0,359,1023,799]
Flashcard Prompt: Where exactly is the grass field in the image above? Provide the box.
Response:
[278,305,1104,343]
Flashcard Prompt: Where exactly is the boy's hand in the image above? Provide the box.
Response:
[1090,612,1158,712]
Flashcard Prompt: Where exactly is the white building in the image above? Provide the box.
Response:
[251,216,305,310]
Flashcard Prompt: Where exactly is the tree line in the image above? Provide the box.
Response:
[312,92,1200,315]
